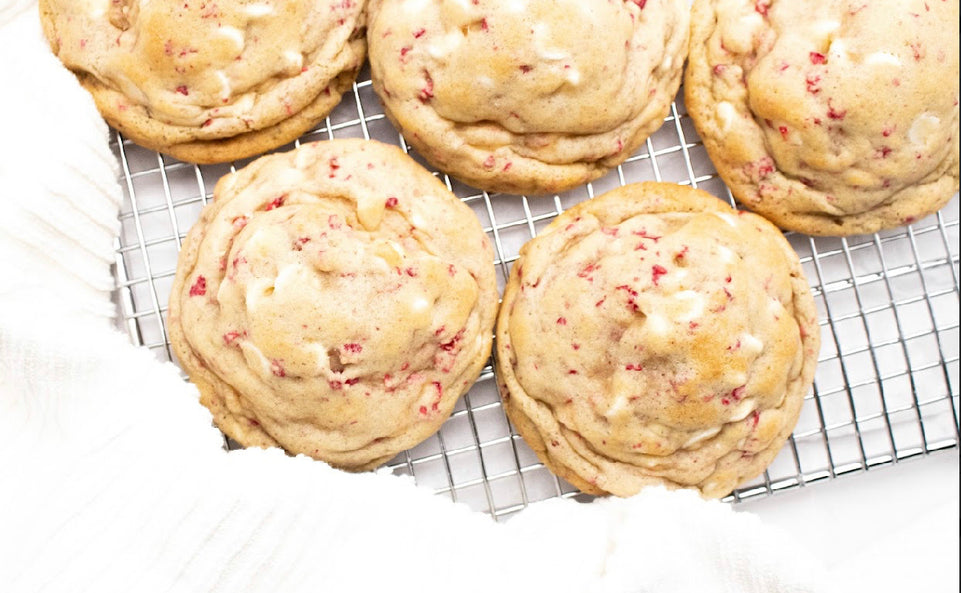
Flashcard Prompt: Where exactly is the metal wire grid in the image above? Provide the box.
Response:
[111,72,961,520]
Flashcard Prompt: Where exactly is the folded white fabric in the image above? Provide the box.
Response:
[0,5,827,593]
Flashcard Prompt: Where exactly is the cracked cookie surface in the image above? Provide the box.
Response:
[168,139,497,470]
[367,0,689,195]
[685,0,959,235]
[40,0,367,163]
[495,182,819,497]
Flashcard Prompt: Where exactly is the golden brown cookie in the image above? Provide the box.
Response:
[367,0,689,195]
[685,0,959,236]
[495,182,819,498]
[39,0,367,164]
[167,139,498,470]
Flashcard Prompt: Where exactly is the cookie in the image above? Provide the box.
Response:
[39,0,367,164]
[367,0,689,195]
[685,0,960,236]
[167,139,498,470]
[495,182,819,498]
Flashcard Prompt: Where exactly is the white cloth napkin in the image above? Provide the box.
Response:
[0,5,828,592]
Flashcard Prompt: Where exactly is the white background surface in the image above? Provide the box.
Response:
[747,452,959,592]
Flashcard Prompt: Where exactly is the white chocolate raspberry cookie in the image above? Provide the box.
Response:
[39,0,366,164]
[168,139,497,470]
[367,0,689,195]
[495,182,819,498]
[685,0,959,236]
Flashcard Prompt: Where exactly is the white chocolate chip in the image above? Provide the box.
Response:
[216,26,245,52]
[909,113,942,146]
[245,3,274,17]
[715,101,737,133]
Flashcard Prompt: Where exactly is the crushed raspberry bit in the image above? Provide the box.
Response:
[189,275,207,296]
[756,157,775,178]
[400,46,411,62]
[572,343,580,350]
[625,363,643,371]
[630,0,647,8]
[674,246,689,261]
[651,265,668,286]
[345,378,360,386]
[419,405,428,415]
[713,64,727,76]
[577,263,597,281]
[631,229,661,242]
[483,154,496,169]
[595,297,606,307]
[343,343,363,353]
[418,71,434,103]
[175,85,189,95]
[293,237,311,251]
[827,100,847,120]
[265,195,286,210]
[385,196,399,208]
[754,0,770,16]
[689,321,699,331]
[876,146,893,158]
[270,360,286,377]
[328,156,340,178]
[805,74,821,94]
[447,264,456,277]
[727,339,742,352]
[328,214,342,229]
[601,227,619,237]
[778,125,789,139]
[405,267,418,277]
[222,330,245,346]
[730,385,746,401]
[231,216,248,229]
[413,27,426,38]
[809,52,827,65]
[440,329,464,351]
[616,285,640,312]
[201,118,213,128]
[910,42,924,61]
[400,362,410,371]
[750,410,760,428]
[556,317,568,326]
[329,380,343,390]
[568,370,578,375]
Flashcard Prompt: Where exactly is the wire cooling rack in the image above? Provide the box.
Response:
[110,68,960,520]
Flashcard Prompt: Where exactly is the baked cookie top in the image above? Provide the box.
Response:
[367,0,689,195]
[167,139,497,470]
[685,0,959,236]
[495,182,819,498]
[40,0,366,163]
